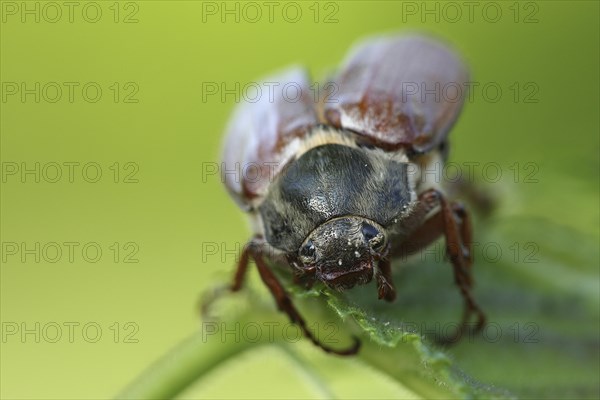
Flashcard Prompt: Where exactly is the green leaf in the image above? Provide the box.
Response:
[119,186,599,399]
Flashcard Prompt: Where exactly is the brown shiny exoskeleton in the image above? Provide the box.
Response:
[220,34,485,355]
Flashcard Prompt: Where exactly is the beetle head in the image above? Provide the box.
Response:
[297,216,387,290]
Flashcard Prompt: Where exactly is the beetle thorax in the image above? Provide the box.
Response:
[257,136,417,254]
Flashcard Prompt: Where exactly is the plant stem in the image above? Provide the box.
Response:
[117,327,255,399]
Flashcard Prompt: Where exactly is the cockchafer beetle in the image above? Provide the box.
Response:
[220,34,486,355]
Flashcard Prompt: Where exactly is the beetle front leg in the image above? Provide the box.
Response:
[433,190,486,338]
[451,202,473,286]
[230,242,251,291]
[393,189,486,341]
[247,242,361,356]
[201,238,258,318]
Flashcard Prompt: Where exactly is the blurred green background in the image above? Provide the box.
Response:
[1,1,598,399]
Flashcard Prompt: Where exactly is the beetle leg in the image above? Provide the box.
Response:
[435,191,486,338]
[451,202,473,285]
[376,258,396,302]
[392,189,485,341]
[389,189,447,258]
[231,243,251,291]
[247,242,360,356]
[200,242,251,319]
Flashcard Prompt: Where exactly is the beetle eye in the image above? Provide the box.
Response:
[362,222,384,249]
[361,222,379,241]
[299,240,316,263]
